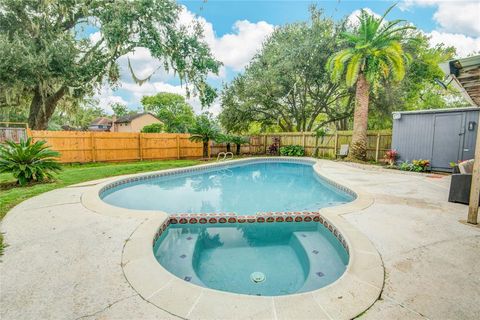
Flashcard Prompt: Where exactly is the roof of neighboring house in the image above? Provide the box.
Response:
[114,112,161,123]
[90,117,113,126]
[440,55,480,107]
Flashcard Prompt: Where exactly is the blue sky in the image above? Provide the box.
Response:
[95,0,480,114]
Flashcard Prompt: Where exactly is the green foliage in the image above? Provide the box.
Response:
[142,93,196,133]
[111,103,131,117]
[368,32,467,129]
[189,114,221,157]
[219,8,354,134]
[141,123,164,133]
[0,0,220,129]
[279,145,305,157]
[327,5,413,90]
[399,159,430,172]
[0,138,61,186]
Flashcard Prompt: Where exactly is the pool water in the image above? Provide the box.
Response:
[154,222,349,296]
[101,161,353,215]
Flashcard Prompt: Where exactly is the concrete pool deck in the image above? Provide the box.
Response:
[1,159,479,319]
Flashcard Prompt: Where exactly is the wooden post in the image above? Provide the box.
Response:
[375,133,381,162]
[90,132,96,162]
[302,132,306,154]
[467,112,480,224]
[208,141,211,159]
[334,133,338,158]
[264,134,268,154]
[176,135,180,160]
[138,133,143,161]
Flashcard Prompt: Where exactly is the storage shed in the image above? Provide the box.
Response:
[391,107,479,171]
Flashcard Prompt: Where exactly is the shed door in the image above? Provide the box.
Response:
[431,113,464,170]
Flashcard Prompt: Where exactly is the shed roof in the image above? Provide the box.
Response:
[393,107,479,116]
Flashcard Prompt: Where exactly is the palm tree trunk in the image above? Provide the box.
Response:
[203,141,209,158]
[235,144,241,155]
[348,73,370,161]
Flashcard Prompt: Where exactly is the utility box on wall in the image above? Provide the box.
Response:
[392,107,479,171]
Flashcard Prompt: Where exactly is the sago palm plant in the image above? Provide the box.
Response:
[0,138,61,186]
[189,115,221,158]
[327,5,413,160]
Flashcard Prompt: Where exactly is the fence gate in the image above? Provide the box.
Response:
[0,123,27,143]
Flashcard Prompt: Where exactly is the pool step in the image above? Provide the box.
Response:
[154,231,205,286]
[291,231,347,293]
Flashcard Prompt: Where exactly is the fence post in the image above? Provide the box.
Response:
[334,133,338,157]
[90,132,96,162]
[264,134,268,154]
[302,132,306,149]
[177,135,180,159]
[375,133,381,162]
[138,133,143,161]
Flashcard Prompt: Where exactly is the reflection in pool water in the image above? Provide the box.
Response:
[154,222,349,296]
[101,161,353,215]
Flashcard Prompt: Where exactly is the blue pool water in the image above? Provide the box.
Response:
[154,222,349,296]
[101,161,353,214]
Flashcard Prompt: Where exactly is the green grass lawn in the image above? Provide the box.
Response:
[0,159,202,255]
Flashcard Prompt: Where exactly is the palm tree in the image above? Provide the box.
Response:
[189,114,221,158]
[231,136,249,155]
[327,5,413,160]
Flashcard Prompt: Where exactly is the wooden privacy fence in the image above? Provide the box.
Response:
[211,131,392,161]
[28,131,203,163]
[26,130,391,163]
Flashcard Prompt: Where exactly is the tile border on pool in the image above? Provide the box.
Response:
[97,156,357,200]
[157,211,350,253]
[81,157,383,319]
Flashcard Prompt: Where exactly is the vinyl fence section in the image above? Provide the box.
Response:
[0,127,27,143]
[28,131,203,163]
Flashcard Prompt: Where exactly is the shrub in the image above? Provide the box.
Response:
[267,137,280,155]
[399,159,430,172]
[279,145,305,157]
[384,149,399,165]
[141,123,163,133]
[0,138,62,186]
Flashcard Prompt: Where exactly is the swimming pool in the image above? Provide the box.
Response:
[100,159,354,214]
[154,220,349,296]
[85,158,383,315]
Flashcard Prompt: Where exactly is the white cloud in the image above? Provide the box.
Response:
[104,6,274,115]
[401,0,480,37]
[347,8,382,28]
[427,30,480,57]
[208,20,275,71]
[93,86,129,114]
[178,6,274,71]
[346,6,480,58]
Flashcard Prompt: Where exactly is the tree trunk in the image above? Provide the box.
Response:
[203,141,209,158]
[348,73,370,161]
[28,86,66,130]
[226,143,231,153]
[235,144,241,155]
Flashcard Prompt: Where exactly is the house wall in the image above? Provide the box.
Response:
[114,122,133,133]
[114,114,161,133]
[130,114,161,132]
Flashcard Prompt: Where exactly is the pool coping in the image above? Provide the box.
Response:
[80,157,383,319]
